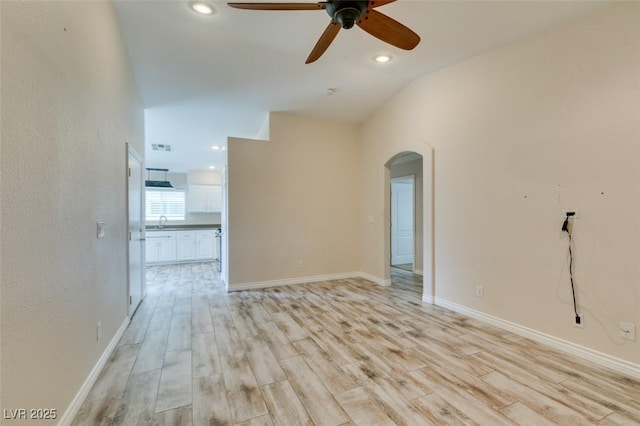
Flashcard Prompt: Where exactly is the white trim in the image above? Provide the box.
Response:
[58,317,130,425]
[434,297,640,380]
[228,272,362,292]
[358,272,391,286]
[422,294,435,305]
[227,271,394,291]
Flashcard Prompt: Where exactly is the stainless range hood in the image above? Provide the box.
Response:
[145,168,174,189]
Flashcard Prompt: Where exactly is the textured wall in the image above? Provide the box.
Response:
[1,1,143,422]
[360,3,639,364]
[227,112,360,286]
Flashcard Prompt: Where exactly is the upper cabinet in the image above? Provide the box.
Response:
[188,184,222,213]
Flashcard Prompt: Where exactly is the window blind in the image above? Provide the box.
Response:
[145,189,185,221]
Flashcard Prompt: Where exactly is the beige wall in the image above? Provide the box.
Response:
[360,2,639,364]
[227,112,360,286]
[1,1,144,421]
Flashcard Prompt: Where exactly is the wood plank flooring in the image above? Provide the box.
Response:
[73,264,640,425]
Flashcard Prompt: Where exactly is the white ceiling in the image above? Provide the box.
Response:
[113,0,607,173]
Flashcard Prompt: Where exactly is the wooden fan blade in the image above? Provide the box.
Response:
[357,9,420,50]
[228,2,326,11]
[369,0,396,9]
[306,21,341,64]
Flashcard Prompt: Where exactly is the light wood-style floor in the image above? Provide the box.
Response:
[73,263,640,425]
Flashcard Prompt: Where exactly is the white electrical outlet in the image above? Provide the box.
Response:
[97,321,103,341]
[297,260,304,269]
[620,322,636,341]
[574,315,584,328]
[475,285,484,298]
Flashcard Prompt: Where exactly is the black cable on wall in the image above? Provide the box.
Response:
[562,212,580,325]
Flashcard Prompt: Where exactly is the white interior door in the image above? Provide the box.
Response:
[391,176,414,266]
[127,145,144,315]
[221,166,228,285]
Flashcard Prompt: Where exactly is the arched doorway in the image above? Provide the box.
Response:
[390,155,420,273]
[384,148,434,303]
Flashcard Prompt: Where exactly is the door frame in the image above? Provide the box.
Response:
[126,143,145,316]
[221,165,229,288]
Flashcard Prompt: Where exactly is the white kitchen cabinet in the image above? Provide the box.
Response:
[189,185,222,213]
[146,229,218,264]
[145,231,176,263]
[176,231,196,261]
[196,230,216,260]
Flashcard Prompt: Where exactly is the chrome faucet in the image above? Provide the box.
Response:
[158,215,168,229]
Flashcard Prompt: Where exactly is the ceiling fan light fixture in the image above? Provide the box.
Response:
[334,7,362,29]
[190,2,215,15]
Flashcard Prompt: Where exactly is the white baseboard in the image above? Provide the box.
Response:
[227,271,396,291]
[228,272,363,291]
[434,297,640,380]
[358,272,390,286]
[422,294,435,305]
[58,317,131,425]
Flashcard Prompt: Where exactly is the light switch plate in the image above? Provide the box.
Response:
[97,222,106,239]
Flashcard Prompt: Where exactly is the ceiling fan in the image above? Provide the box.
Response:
[227,1,420,64]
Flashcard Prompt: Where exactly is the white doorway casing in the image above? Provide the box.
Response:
[391,176,414,266]
[127,144,145,315]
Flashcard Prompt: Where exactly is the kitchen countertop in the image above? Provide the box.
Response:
[145,224,221,231]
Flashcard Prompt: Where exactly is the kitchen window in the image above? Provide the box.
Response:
[145,189,185,221]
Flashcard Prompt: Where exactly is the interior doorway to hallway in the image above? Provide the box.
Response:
[384,147,434,302]
[388,152,423,277]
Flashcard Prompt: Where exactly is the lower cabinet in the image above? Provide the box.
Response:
[145,232,176,263]
[176,232,196,261]
[146,229,217,264]
[196,230,216,260]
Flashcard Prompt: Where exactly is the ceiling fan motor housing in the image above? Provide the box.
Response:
[325,1,368,29]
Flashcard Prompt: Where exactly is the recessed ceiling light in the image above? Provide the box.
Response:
[374,54,392,63]
[208,165,216,170]
[211,145,221,150]
[190,2,215,15]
